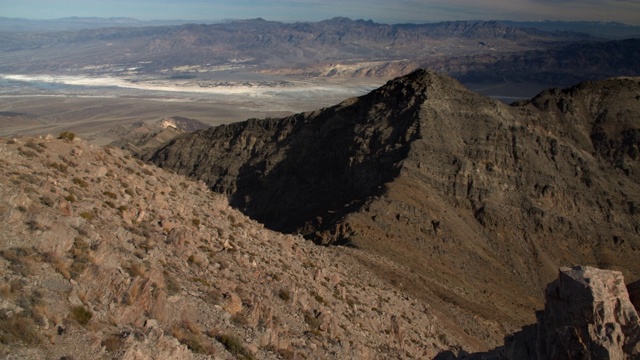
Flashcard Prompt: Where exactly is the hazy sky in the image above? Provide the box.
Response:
[3,0,640,25]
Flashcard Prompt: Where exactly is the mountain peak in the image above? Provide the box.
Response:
[146,72,640,349]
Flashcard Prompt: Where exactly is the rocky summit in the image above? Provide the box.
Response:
[146,69,640,348]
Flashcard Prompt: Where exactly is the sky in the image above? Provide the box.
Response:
[2,0,640,25]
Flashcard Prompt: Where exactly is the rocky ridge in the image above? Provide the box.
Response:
[101,116,211,153]
[146,70,640,347]
[0,135,463,359]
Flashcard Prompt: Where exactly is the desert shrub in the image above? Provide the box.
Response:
[101,334,124,352]
[58,131,75,141]
[69,306,92,325]
[72,177,89,188]
[0,282,11,297]
[17,147,38,158]
[172,320,215,355]
[0,313,41,345]
[303,310,323,330]
[48,161,68,173]
[231,312,249,326]
[79,211,94,221]
[203,288,223,305]
[311,291,327,305]
[24,141,45,153]
[69,237,92,279]
[192,218,201,226]
[0,247,38,276]
[26,218,49,232]
[164,271,181,295]
[16,290,44,318]
[18,173,39,185]
[40,196,55,207]
[216,333,254,360]
[65,194,76,202]
[277,288,291,302]
[126,262,146,278]
[103,191,117,199]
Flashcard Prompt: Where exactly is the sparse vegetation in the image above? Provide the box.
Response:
[0,247,38,276]
[24,141,45,153]
[58,131,75,141]
[172,320,215,355]
[278,288,292,302]
[79,211,94,221]
[304,310,323,330]
[72,177,89,188]
[69,237,92,279]
[69,306,93,325]
[0,313,41,345]
[164,271,181,295]
[17,147,38,158]
[126,262,146,277]
[216,333,254,360]
[101,334,125,352]
[103,191,117,199]
[40,195,55,207]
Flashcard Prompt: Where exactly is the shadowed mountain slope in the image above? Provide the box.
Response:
[145,70,640,346]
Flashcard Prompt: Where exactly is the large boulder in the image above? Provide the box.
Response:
[539,266,640,359]
[501,266,640,360]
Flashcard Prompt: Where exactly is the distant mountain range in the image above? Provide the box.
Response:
[0,17,639,99]
[1,16,639,39]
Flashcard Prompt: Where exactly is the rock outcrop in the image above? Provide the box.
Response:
[146,70,640,348]
[539,267,640,359]
[479,266,640,360]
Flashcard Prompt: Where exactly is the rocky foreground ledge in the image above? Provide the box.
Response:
[444,266,640,360]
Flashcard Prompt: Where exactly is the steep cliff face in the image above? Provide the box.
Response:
[145,70,640,345]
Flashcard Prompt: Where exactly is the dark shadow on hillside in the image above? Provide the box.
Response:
[225,75,427,243]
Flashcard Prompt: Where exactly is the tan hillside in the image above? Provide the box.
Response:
[0,135,472,359]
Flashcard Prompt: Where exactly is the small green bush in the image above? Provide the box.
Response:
[70,306,92,325]
[79,211,94,221]
[58,131,75,141]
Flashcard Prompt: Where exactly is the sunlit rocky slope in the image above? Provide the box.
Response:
[0,136,468,359]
